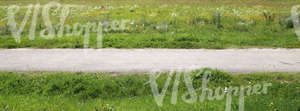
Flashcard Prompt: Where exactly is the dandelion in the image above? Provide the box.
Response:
[0,22,5,27]
[98,10,110,14]
[269,102,274,106]
[93,6,102,10]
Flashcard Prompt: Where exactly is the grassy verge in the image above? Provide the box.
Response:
[0,0,300,49]
[0,70,299,111]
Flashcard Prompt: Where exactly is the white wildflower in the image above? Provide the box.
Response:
[130,21,134,25]
[171,13,177,17]
[238,22,245,25]
[150,12,156,17]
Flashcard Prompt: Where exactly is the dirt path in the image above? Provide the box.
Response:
[0,48,299,73]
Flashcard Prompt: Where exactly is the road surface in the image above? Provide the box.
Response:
[0,48,299,73]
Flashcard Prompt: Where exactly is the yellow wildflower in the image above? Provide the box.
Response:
[0,22,5,27]
[269,102,274,106]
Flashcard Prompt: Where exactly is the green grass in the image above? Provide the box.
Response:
[0,0,300,49]
[0,70,299,111]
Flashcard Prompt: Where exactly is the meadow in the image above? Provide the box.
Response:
[0,70,299,111]
[0,1,300,111]
[0,0,300,48]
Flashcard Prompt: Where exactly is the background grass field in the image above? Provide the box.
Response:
[0,0,300,48]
